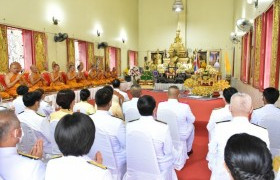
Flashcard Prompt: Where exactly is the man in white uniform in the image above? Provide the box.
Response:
[17,91,52,154]
[251,87,280,125]
[45,112,112,180]
[127,95,176,178]
[12,85,29,115]
[207,93,270,180]
[0,109,45,180]
[157,86,195,155]
[207,87,238,141]
[112,79,129,102]
[73,89,95,115]
[36,89,54,117]
[122,84,141,116]
[90,88,126,178]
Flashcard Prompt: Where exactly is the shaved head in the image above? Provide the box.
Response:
[0,110,20,143]
[230,93,252,117]
[168,86,180,99]
[130,84,142,98]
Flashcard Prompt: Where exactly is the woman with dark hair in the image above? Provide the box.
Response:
[45,112,112,180]
[224,133,274,180]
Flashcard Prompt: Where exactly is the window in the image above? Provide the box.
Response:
[7,28,24,69]
[128,50,138,68]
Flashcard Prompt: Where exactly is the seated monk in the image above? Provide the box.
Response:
[96,69,107,85]
[111,67,118,79]
[76,62,91,87]
[4,62,30,97]
[0,84,10,100]
[50,62,70,91]
[88,66,98,86]
[104,69,114,83]
[67,64,82,89]
[29,65,53,92]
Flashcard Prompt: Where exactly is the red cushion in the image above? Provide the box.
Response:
[42,72,51,86]
[61,72,67,84]
[23,73,30,83]
[0,74,7,88]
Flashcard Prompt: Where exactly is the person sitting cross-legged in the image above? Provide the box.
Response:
[73,89,95,115]
[45,112,112,180]
[0,109,45,180]
[224,133,274,180]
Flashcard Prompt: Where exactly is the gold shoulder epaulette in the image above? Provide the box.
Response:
[36,112,46,117]
[18,151,40,160]
[111,115,122,120]
[18,111,24,115]
[87,161,107,169]
[254,106,263,110]
[155,119,167,125]
[252,123,267,129]
[128,119,139,123]
[216,120,231,124]
[51,155,63,159]
[0,106,7,109]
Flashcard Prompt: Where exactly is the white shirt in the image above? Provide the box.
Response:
[12,96,26,115]
[207,116,270,180]
[127,116,174,171]
[17,108,52,154]
[114,88,129,102]
[90,110,126,166]
[0,106,7,111]
[38,100,54,117]
[0,147,45,180]
[251,104,280,125]
[157,99,195,136]
[45,156,112,180]
[207,104,232,140]
[122,97,139,114]
[73,101,95,115]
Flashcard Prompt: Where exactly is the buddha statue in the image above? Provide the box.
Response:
[168,29,187,58]
[154,49,162,65]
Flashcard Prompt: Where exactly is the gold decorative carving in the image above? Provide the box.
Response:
[0,25,8,72]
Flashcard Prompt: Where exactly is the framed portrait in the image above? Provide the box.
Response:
[197,50,207,65]
[95,56,104,70]
[209,50,221,66]
[151,50,164,65]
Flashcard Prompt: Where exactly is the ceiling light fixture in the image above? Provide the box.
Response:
[172,0,184,13]
[247,0,258,8]
[52,17,58,25]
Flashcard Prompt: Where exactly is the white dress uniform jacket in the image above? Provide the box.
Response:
[73,101,96,115]
[127,116,174,173]
[12,96,25,115]
[122,97,139,114]
[0,147,45,180]
[114,88,129,102]
[157,99,195,152]
[207,117,270,180]
[17,108,52,154]
[37,100,54,117]
[90,110,126,167]
[251,104,280,125]
[207,104,232,141]
[45,156,112,180]
[0,106,7,111]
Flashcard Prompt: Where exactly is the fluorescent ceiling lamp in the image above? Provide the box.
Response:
[172,0,184,12]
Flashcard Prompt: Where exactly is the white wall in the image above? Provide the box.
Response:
[232,0,278,108]
[0,0,139,72]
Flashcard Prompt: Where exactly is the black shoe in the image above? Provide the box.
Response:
[187,149,193,156]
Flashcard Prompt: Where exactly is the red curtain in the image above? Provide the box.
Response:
[263,7,274,89]
[78,41,87,71]
[109,47,117,70]
[129,51,135,68]
[240,32,251,83]
[22,30,33,72]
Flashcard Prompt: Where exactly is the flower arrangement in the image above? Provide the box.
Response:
[212,80,230,92]
[129,66,141,78]
[123,68,129,76]
[184,78,199,88]
[192,86,214,96]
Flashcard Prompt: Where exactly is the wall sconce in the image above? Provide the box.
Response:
[97,30,101,37]
[247,0,258,8]
[122,38,125,44]
[52,17,58,25]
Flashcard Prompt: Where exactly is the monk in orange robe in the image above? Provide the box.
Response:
[88,66,98,86]
[111,67,118,79]
[4,62,30,97]
[67,64,82,89]
[96,69,107,85]
[50,63,70,91]
[104,69,114,84]
[76,62,91,87]
[29,65,53,92]
[0,84,10,100]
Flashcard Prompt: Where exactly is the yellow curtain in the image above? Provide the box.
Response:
[67,38,75,67]
[33,32,47,72]
[87,42,94,70]
[116,48,121,76]
[253,15,263,88]
[0,25,8,72]
[270,0,280,87]
[104,47,109,70]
